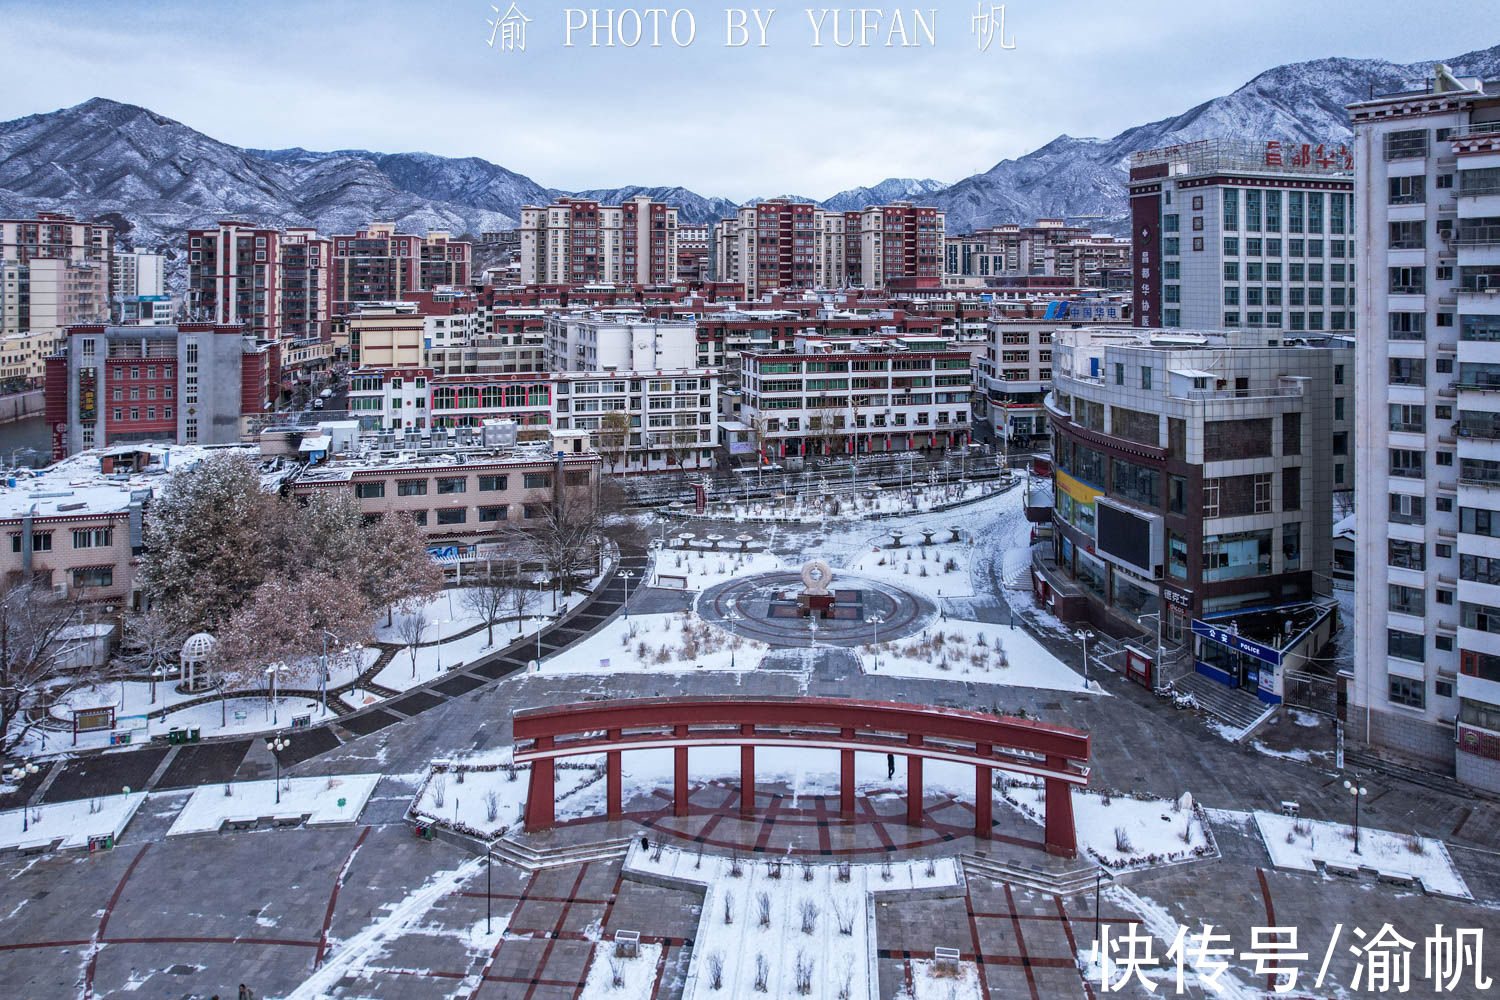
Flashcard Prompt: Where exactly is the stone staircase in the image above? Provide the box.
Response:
[1171,671,1273,738]
[488,833,634,872]
[960,852,1111,897]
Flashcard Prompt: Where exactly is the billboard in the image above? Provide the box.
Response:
[1095,497,1162,579]
[78,368,97,422]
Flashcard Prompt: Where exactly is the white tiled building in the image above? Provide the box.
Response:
[1349,65,1500,790]
[543,311,698,372]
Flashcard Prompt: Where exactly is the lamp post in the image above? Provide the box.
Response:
[1074,629,1094,686]
[265,664,285,725]
[866,614,883,671]
[7,763,38,831]
[1343,778,1368,854]
[485,847,495,933]
[621,571,635,621]
[267,737,289,804]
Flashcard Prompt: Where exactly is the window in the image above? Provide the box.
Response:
[1388,174,1425,203]
[1389,448,1425,479]
[1389,584,1426,616]
[1192,216,1204,231]
[1193,237,1204,252]
[436,507,466,525]
[1222,189,1237,230]
[1389,358,1425,387]
[1388,539,1425,570]
[354,482,384,499]
[1114,362,1124,386]
[1223,239,1238,259]
[1388,630,1425,663]
[72,567,112,589]
[1389,313,1425,340]
[1282,468,1301,511]
[523,473,551,489]
[1388,675,1425,709]
[1389,220,1424,250]
[1383,128,1428,160]
[397,479,427,496]
[1140,367,1152,390]
[71,528,112,548]
[436,477,467,494]
[411,510,427,526]
[478,505,508,522]
[479,474,509,491]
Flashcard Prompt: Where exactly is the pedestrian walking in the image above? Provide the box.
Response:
[886,753,895,780]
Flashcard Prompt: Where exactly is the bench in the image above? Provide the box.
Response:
[221,815,259,832]
[15,838,55,855]
[1376,869,1419,888]
[271,814,307,828]
[1321,861,1360,878]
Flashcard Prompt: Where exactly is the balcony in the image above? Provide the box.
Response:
[1447,122,1500,141]
[1455,225,1500,247]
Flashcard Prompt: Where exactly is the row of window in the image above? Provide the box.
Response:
[9,527,113,553]
[353,472,569,499]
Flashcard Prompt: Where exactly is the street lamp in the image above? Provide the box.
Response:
[7,763,39,830]
[265,664,285,725]
[1074,629,1095,686]
[1343,778,1368,854]
[621,571,635,621]
[866,614,883,671]
[267,737,289,804]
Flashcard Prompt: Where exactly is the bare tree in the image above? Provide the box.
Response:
[657,426,701,481]
[502,573,540,637]
[393,602,428,678]
[508,481,602,600]
[812,408,847,464]
[0,580,112,754]
[460,577,508,648]
[117,608,183,704]
[597,409,632,475]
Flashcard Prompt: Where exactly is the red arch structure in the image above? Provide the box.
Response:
[513,696,1091,857]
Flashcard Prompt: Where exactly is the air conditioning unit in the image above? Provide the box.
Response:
[53,582,68,597]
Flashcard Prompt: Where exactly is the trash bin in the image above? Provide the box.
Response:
[188,727,200,742]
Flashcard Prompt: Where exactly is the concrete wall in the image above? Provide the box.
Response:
[1363,708,1455,770]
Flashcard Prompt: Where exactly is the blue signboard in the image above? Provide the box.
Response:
[1190,619,1282,666]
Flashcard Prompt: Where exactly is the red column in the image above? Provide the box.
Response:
[740,724,756,818]
[673,724,689,817]
[1044,757,1078,858]
[974,742,992,839]
[840,727,855,821]
[524,735,555,830]
[906,733,924,828]
[606,728,622,819]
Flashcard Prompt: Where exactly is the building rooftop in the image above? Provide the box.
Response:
[0,443,263,522]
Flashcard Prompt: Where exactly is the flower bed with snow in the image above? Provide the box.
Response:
[648,548,783,592]
[905,957,983,999]
[407,759,605,840]
[0,792,147,851]
[847,538,974,600]
[578,940,664,1000]
[166,774,379,836]
[627,842,959,1000]
[542,612,768,675]
[859,620,1096,695]
[999,779,1213,871]
[1254,811,1471,898]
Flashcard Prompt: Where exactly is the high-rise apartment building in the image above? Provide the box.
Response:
[714,200,945,294]
[676,223,711,282]
[329,224,471,314]
[1128,140,1357,333]
[0,212,112,268]
[188,222,335,344]
[854,202,945,288]
[1349,65,1500,791]
[519,196,678,286]
[0,258,110,337]
[111,250,165,305]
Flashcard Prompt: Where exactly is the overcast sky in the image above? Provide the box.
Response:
[0,0,1488,200]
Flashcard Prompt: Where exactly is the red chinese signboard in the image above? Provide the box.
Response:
[1264,141,1353,171]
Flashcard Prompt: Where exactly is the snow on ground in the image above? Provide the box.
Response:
[166,774,379,836]
[629,842,958,1000]
[408,761,603,839]
[846,538,974,600]
[1254,811,1471,898]
[283,855,490,1000]
[698,479,1004,525]
[0,792,146,850]
[1001,781,1211,870]
[578,941,663,1000]
[559,746,985,820]
[648,547,782,591]
[375,585,594,644]
[857,618,1097,695]
[542,613,768,675]
[905,958,983,999]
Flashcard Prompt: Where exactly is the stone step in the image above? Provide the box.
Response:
[1343,749,1481,800]
[1171,671,1266,734]
[490,834,633,872]
[960,853,1110,897]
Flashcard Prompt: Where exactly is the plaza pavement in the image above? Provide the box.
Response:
[1,494,1498,997]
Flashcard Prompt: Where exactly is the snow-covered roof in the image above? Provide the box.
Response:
[1333,514,1356,540]
[0,444,258,522]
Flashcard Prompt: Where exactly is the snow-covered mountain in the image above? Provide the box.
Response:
[932,43,1500,234]
[4,41,1500,262]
